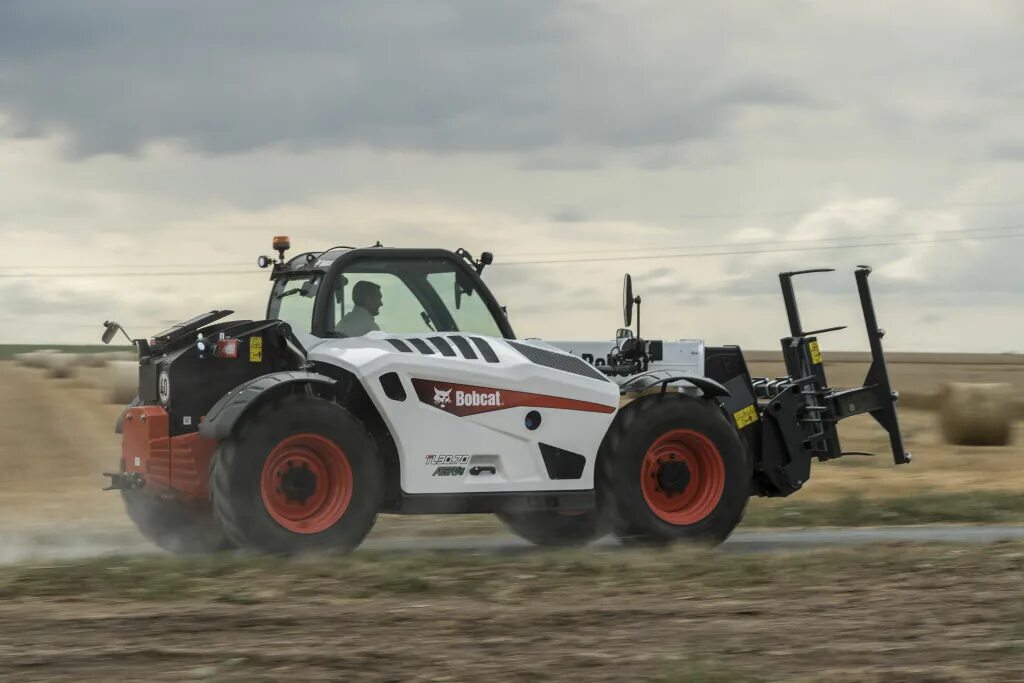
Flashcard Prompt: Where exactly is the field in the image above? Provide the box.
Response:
[0,353,1021,681]
[1,354,1022,546]
[0,543,1021,682]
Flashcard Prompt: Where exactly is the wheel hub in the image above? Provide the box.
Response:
[279,462,318,504]
[259,433,353,535]
[640,429,726,526]
[656,460,690,494]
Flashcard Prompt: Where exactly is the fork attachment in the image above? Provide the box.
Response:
[753,266,911,497]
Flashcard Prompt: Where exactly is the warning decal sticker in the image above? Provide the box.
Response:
[733,404,759,429]
[249,336,263,363]
[808,340,822,365]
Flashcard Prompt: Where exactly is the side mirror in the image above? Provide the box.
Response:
[102,321,130,345]
[623,274,634,327]
[101,322,119,345]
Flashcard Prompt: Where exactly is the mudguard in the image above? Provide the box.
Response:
[618,371,731,399]
[198,370,337,440]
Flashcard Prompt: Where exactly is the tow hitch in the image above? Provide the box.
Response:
[103,471,145,491]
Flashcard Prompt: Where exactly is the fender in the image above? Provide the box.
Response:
[198,370,337,440]
[619,371,731,399]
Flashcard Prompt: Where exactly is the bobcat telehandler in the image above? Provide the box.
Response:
[102,237,909,554]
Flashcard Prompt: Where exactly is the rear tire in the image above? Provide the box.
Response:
[497,509,608,547]
[211,394,382,555]
[599,394,750,546]
[122,485,232,554]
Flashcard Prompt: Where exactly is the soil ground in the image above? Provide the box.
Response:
[0,542,1020,682]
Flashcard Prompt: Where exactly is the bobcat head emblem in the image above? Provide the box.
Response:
[433,387,453,408]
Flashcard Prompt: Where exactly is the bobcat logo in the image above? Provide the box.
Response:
[433,387,453,408]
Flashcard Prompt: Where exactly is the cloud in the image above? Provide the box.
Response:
[0,1,817,157]
[549,206,589,223]
[1,2,1023,353]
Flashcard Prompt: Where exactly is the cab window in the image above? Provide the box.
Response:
[325,258,505,338]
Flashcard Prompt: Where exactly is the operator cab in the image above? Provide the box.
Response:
[263,240,513,343]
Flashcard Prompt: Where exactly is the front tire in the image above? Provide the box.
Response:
[599,394,750,546]
[211,394,383,554]
[497,509,608,547]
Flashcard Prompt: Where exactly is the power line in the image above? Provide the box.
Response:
[495,230,1024,266]
[499,224,1024,258]
[673,198,1024,220]
[4,223,1024,273]
[0,270,265,279]
[1,228,1022,279]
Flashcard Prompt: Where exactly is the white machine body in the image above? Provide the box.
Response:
[306,333,706,495]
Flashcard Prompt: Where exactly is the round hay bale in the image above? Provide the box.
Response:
[106,360,139,404]
[73,353,106,368]
[82,352,115,368]
[21,349,58,368]
[939,382,1014,446]
[40,352,77,379]
[71,353,89,367]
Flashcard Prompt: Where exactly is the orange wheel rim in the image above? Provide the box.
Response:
[260,433,352,534]
[640,429,725,525]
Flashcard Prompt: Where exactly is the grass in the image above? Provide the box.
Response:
[1,540,1021,604]
[654,660,762,683]
[367,491,1024,542]
[745,490,1024,527]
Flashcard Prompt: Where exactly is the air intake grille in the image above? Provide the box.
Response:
[508,341,610,383]
[384,335,499,363]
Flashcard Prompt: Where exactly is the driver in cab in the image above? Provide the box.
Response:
[337,281,383,337]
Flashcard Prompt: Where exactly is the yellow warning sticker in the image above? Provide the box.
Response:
[733,404,759,429]
[249,336,263,363]
[809,340,822,365]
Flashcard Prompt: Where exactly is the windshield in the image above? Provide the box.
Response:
[267,274,323,334]
[328,257,505,338]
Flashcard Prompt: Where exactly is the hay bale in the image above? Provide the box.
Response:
[73,353,107,368]
[895,391,940,411]
[106,360,139,404]
[40,352,77,379]
[939,382,1014,446]
[20,350,58,368]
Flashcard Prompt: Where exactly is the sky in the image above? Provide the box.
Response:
[1,1,1022,351]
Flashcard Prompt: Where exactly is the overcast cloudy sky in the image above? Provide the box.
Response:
[1,1,1022,351]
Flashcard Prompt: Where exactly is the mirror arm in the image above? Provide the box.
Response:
[634,296,641,340]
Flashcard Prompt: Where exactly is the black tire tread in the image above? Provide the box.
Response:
[210,392,382,554]
[598,393,750,546]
